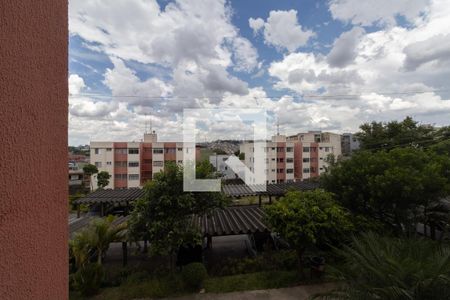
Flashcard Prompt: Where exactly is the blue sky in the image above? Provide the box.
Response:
[68,0,450,145]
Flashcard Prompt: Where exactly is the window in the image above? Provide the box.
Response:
[165,148,176,154]
[286,179,294,183]
[286,158,294,163]
[271,169,275,172]
[106,148,112,152]
[115,174,127,180]
[303,147,310,152]
[128,161,139,167]
[320,157,324,160]
[153,161,163,167]
[303,168,310,173]
[276,147,284,152]
[177,147,183,151]
[177,160,183,164]
[222,157,227,161]
[277,168,284,173]
[128,174,139,180]
[106,161,112,165]
[114,161,127,167]
[128,148,139,154]
[153,148,163,154]
[325,147,330,152]
[94,162,102,167]
[287,168,294,174]
[115,148,127,154]
[271,147,275,151]
[277,158,284,163]
[94,148,99,155]
[286,147,293,152]
[303,158,310,163]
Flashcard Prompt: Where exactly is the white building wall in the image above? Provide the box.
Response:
[90,142,114,189]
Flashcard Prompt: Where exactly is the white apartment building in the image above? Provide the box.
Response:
[90,132,199,189]
[240,131,342,182]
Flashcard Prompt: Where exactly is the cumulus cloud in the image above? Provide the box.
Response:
[329,0,429,27]
[249,10,315,52]
[69,74,86,94]
[327,27,365,67]
[403,34,450,71]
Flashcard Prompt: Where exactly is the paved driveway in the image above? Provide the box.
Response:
[160,283,335,300]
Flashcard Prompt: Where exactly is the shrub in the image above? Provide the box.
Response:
[181,262,208,289]
[72,263,104,296]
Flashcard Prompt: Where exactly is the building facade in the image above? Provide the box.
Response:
[240,135,296,184]
[240,131,342,183]
[90,132,200,189]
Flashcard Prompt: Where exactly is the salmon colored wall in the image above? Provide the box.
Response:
[294,142,303,180]
[310,142,319,177]
[276,142,286,182]
[0,1,68,299]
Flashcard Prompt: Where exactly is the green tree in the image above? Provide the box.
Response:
[196,159,216,179]
[314,233,450,300]
[264,190,353,274]
[322,148,450,234]
[83,164,98,191]
[357,116,435,151]
[128,162,229,268]
[96,171,111,189]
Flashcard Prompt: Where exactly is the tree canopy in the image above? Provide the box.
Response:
[264,190,353,273]
[128,162,229,257]
[356,116,439,151]
[321,147,450,234]
[96,171,111,188]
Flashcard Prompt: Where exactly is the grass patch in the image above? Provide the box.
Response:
[70,274,186,300]
[204,270,306,293]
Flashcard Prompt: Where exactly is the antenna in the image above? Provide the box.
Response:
[277,117,280,136]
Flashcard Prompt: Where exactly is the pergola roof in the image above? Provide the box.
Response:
[191,205,269,236]
[222,181,320,197]
[74,188,145,205]
[73,182,320,206]
[69,206,269,239]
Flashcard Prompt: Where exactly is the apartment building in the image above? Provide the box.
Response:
[90,132,200,189]
[286,131,342,180]
[240,135,296,184]
[240,131,342,182]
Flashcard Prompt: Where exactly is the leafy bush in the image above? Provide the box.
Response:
[314,233,450,300]
[72,263,104,296]
[181,262,208,289]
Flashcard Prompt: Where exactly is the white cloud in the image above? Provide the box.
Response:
[329,0,430,27]
[69,74,86,94]
[327,27,365,67]
[249,10,315,52]
[403,34,450,71]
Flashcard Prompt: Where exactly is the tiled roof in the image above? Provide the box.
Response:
[73,188,145,205]
[191,205,269,236]
[222,181,320,197]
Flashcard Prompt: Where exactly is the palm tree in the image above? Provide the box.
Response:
[313,232,450,300]
[70,217,127,266]
[87,217,127,265]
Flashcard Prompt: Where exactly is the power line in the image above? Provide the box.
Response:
[68,88,450,101]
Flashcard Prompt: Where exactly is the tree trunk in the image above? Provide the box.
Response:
[296,248,305,277]
[97,249,102,265]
